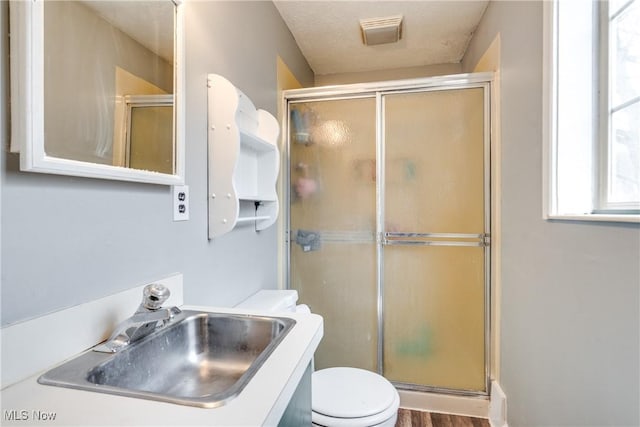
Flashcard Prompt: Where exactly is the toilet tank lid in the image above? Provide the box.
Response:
[235,290,299,312]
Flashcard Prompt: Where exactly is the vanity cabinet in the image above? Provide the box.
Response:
[207,74,280,239]
[278,362,312,426]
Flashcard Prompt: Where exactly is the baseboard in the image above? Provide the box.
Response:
[488,380,508,427]
[398,381,508,425]
[398,389,489,418]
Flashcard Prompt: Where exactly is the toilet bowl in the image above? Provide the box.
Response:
[236,290,400,427]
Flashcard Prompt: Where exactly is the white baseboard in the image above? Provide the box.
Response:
[398,381,508,426]
[398,389,489,418]
[1,273,183,389]
[489,380,508,427]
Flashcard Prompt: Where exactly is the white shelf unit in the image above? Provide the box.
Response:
[207,74,280,239]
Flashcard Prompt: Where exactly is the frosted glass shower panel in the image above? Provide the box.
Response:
[289,98,377,230]
[128,105,174,174]
[383,245,486,391]
[382,87,487,392]
[383,88,485,234]
[291,243,378,370]
[289,97,377,371]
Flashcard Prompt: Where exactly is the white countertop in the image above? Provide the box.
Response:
[1,305,323,427]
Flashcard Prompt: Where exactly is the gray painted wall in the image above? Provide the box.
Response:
[315,63,462,86]
[1,1,313,326]
[462,2,640,426]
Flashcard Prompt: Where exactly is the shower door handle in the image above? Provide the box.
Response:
[382,232,490,247]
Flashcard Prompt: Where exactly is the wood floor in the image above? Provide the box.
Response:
[396,408,490,427]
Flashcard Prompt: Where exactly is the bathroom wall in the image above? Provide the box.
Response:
[462,2,640,426]
[0,1,313,326]
[315,63,462,86]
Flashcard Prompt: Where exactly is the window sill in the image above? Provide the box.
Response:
[545,213,640,224]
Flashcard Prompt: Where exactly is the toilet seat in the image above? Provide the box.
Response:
[312,393,399,427]
[312,368,400,427]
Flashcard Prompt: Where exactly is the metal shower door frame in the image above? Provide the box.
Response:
[283,72,493,397]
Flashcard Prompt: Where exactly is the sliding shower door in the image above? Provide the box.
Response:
[381,87,489,393]
[289,97,379,371]
[286,76,490,394]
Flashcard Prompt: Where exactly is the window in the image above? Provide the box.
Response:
[544,0,640,222]
[600,0,640,211]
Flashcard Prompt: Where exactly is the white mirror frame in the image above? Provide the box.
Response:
[9,0,185,185]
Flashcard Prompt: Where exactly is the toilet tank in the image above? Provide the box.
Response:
[236,290,299,312]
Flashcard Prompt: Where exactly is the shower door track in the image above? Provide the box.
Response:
[283,72,493,397]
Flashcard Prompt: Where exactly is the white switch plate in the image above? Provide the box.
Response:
[173,185,189,221]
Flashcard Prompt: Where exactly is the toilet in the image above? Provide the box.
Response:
[236,290,400,427]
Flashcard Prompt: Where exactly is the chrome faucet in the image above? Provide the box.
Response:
[94,284,182,353]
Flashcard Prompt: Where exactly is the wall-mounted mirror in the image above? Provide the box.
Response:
[9,0,185,185]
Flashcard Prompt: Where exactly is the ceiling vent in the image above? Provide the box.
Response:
[359,15,403,46]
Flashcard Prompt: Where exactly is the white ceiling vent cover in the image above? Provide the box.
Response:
[359,15,403,46]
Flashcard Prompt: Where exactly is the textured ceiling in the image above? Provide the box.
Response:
[273,1,489,75]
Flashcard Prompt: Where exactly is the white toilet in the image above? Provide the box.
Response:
[236,290,400,427]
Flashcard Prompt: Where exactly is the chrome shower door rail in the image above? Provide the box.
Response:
[383,232,490,247]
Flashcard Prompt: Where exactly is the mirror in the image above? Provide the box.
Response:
[9,0,185,185]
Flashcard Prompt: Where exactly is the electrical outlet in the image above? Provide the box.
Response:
[173,185,189,221]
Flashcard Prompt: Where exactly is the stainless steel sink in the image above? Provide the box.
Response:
[38,310,296,408]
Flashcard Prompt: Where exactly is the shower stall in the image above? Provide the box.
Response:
[284,73,492,395]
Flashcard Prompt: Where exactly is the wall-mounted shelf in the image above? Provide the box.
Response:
[236,215,272,224]
[207,74,280,239]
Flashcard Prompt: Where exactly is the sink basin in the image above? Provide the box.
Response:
[38,310,296,408]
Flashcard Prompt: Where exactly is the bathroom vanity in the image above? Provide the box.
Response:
[0,276,323,426]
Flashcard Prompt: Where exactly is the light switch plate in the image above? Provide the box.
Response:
[173,185,189,221]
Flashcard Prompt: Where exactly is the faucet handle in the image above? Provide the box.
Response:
[142,283,170,310]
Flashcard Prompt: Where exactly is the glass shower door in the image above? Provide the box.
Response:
[287,78,491,395]
[289,97,378,371]
[381,87,489,392]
